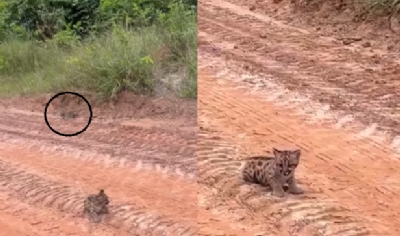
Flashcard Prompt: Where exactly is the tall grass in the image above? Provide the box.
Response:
[363,0,400,13]
[157,1,197,98]
[0,1,197,99]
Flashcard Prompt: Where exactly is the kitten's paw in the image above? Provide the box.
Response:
[272,190,285,198]
[101,207,109,214]
[288,187,304,195]
[90,214,101,223]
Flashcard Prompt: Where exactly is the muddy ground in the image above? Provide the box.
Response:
[0,90,198,235]
[198,0,400,235]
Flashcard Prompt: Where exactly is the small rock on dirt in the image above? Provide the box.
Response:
[342,39,353,45]
[259,33,267,39]
[249,5,256,11]
[362,41,371,48]
[351,37,363,42]
[341,37,363,45]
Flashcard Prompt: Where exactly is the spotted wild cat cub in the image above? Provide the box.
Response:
[240,147,303,198]
[83,189,110,223]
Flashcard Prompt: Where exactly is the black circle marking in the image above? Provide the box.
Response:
[44,92,92,137]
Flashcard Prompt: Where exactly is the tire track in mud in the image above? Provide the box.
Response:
[0,193,107,236]
[197,126,373,236]
[0,112,197,174]
[197,25,400,136]
[201,0,400,78]
[198,40,400,158]
[0,101,197,235]
[198,28,398,138]
[1,112,196,157]
[199,0,400,234]
[0,150,197,236]
[0,143,198,218]
[198,0,400,136]
[199,72,400,234]
[0,123,195,176]
[200,1,378,68]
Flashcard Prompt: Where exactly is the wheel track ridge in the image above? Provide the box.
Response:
[199,25,400,147]
[199,50,400,160]
[199,3,385,73]
[200,71,400,214]
[0,158,197,235]
[198,114,376,235]
[0,147,197,219]
[0,132,197,181]
[1,108,196,143]
[200,56,397,164]
[0,116,197,161]
[201,0,310,34]
[198,14,387,98]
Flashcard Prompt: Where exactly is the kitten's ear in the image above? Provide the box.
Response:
[291,149,301,160]
[273,148,281,157]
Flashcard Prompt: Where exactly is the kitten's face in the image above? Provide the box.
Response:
[273,148,301,176]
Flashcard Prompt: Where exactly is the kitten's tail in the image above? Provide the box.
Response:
[237,160,248,180]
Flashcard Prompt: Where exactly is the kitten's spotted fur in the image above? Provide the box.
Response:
[240,147,303,198]
[83,189,110,223]
[61,111,78,120]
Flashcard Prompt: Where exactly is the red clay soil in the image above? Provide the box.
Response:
[0,92,202,235]
[198,0,400,235]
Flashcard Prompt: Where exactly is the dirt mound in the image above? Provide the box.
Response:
[241,0,400,51]
[0,90,196,122]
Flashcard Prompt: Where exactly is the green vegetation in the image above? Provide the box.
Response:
[363,0,400,14]
[0,0,197,99]
[299,0,400,16]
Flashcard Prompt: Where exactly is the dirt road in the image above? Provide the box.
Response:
[198,0,400,235]
[0,94,199,235]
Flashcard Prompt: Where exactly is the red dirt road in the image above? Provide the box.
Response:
[198,0,400,235]
[0,94,199,235]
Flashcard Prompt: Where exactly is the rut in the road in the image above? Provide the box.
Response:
[197,126,372,236]
[0,112,197,174]
[0,158,197,236]
[199,0,400,137]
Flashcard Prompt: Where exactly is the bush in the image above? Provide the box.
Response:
[65,26,161,98]
[157,1,197,98]
[0,0,99,41]
[363,0,400,14]
[0,0,197,99]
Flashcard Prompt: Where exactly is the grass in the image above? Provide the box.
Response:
[363,0,400,13]
[0,7,197,99]
[295,0,400,16]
